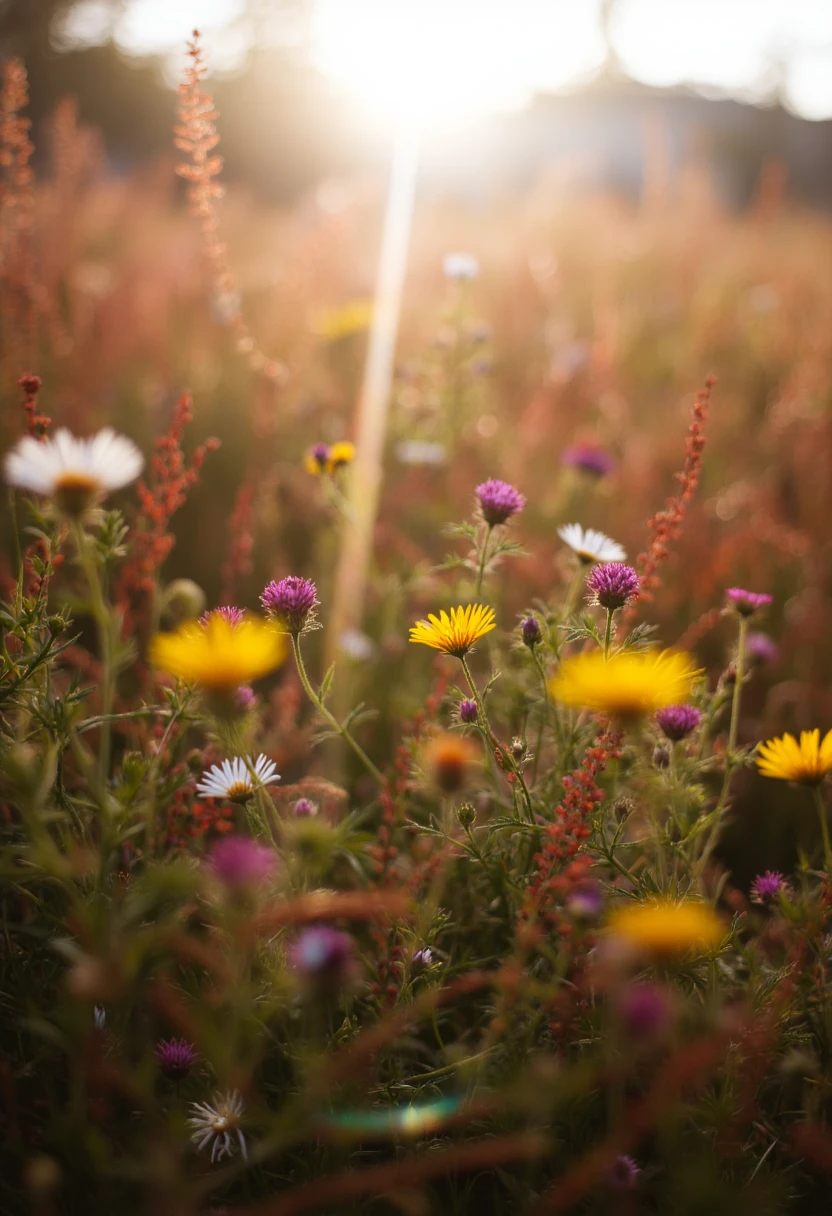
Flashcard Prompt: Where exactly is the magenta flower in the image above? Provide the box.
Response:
[475,479,526,526]
[586,562,639,611]
[747,632,780,665]
[290,925,354,989]
[260,576,319,634]
[561,444,615,478]
[292,797,318,817]
[606,1155,640,1190]
[750,870,788,904]
[155,1037,198,1081]
[235,685,256,712]
[458,698,478,724]
[726,588,773,617]
[617,983,674,1040]
[655,704,702,742]
[209,835,277,887]
[200,605,245,628]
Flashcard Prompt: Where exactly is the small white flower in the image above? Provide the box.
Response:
[188,1090,248,1163]
[4,427,144,513]
[195,754,280,802]
[443,252,479,281]
[558,524,626,565]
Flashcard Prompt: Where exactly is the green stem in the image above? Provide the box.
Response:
[291,634,384,785]
[72,522,115,786]
[603,608,614,657]
[563,562,586,620]
[461,654,535,823]
[814,785,832,874]
[474,523,493,600]
[727,616,748,757]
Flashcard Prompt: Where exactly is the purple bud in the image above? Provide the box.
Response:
[586,562,640,611]
[726,588,773,617]
[566,881,604,920]
[475,479,526,527]
[155,1037,198,1081]
[655,704,702,742]
[458,698,479,724]
[561,444,615,478]
[209,835,277,888]
[412,947,433,973]
[290,925,354,990]
[260,576,318,634]
[292,797,318,818]
[521,616,542,648]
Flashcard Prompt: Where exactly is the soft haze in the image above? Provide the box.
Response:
[58,0,832,121]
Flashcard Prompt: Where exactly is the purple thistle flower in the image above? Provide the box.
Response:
[726,588,773,617]
[561,444,615,478]
[311,442,330,469]
[235,685,256,712]
[290,925,354,989]
[260,576,318,634]
[292,797,318,817]
[586,562,640,611]
[617,983,674,1040]
[606,1154,640,1190]
[655,704,702,742]
[155,1037,198,1081]
[747,631,780,665]
[475,479,526,527]
[209,835,277,887]
[200,605,245,629]
[750,870,788,904]
[458,698,479,725]
[521,616,542,648]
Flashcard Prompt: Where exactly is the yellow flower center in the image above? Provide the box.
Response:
[53,471,100,516]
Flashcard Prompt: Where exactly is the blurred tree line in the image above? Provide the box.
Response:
[0,0,371,199]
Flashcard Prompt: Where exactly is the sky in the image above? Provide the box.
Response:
[56,0,832,122]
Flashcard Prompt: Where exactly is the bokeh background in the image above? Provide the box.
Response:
[3,0,832,883]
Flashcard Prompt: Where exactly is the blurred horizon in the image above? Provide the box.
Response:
[3,0,832,208]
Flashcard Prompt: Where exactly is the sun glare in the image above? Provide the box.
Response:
[309,0,605,131]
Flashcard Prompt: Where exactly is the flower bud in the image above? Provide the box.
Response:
[457,802,476,828]
[521,616,542,648]
[161,578,206,624]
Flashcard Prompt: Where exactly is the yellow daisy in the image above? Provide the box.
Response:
[607,899,724,957]
[549,649,699,718]
[312,299,373,342]
[149,615,287,690]
[756,729,832,785]
[326,441,355,473]
[409,604,496,659]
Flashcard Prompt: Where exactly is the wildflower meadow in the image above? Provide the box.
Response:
[4,27,832,1216]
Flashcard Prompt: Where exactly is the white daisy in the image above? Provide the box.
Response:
[558,523,626,565]
[4,427,144,515]
[195,754,280,802]
[188,1090,248,1163]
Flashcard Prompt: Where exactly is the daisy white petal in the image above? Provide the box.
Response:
[3,426,143,514]
[195,754,280,802]
[558,523,626,564]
